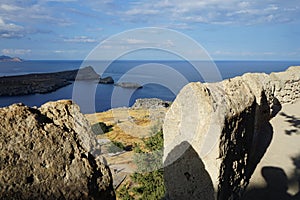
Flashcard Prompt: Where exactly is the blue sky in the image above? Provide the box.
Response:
[0,0,299,60]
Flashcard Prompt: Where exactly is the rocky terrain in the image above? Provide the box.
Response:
[163,66,300,199]
[0,100,115,199]
[85,98,170,192]
[1,66,299,200]
[0,66,99,96]
[131,98,171,109]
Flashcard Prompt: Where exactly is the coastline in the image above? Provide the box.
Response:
[0,66,99,96]
[0,60,299,112]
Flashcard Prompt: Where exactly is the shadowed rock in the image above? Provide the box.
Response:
[164,141,214,200]
[99,76,114,84]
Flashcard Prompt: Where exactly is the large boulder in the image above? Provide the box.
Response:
[0,100,115,199]
[163,66,300,199]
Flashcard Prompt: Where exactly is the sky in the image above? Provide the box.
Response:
[0,0,300,60]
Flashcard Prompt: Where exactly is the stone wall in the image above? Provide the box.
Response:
[163,66,300,199]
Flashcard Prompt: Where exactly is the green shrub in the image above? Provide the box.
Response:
[117,129,165,199]
[145,130,163,151]
[118,185,135,200]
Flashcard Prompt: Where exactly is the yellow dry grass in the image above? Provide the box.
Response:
[85,107,168,198]
[85,108,166,147]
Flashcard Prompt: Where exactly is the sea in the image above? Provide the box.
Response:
[0,60,299,113]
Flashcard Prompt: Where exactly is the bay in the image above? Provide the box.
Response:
[0,60,299,113]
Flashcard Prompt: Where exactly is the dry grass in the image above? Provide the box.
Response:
[85,108,167,147]
[85,107,168,199]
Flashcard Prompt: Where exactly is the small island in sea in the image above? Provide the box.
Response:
[0,55,23,62]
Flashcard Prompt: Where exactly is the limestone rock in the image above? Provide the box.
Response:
[132,98,171,109]
[0,100,115,200]
[163,66,300,199]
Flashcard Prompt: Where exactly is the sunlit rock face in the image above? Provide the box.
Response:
[163,66,300,199]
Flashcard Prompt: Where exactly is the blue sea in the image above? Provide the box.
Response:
[0,60,299,113]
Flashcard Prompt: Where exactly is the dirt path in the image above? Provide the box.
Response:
[246,100,300,196]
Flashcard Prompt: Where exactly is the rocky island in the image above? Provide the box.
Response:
[114,82,143,89]
[0,66,100,96]
[0,55,23,62]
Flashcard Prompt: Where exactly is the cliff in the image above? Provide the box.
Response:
[0,100,115,199]
[163,66,300,199]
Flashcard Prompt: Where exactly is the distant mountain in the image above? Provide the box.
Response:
[0,55,23,62]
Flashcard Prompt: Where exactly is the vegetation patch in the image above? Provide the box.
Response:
[117,130,165,200]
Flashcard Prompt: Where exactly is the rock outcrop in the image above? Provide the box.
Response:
[163,66,300,199]
[132,98,171,109]
[99,76,114,84]
[0,100,115,199]
[115,82,143,89]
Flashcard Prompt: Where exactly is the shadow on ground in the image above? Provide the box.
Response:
[242,166,299,200]
[280,112,300,135]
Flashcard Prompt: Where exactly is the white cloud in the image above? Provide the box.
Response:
[0,17,24,38]
[213,50,276,57]
[115,37,176,48]
[2,48,31,55]
[0,0,73,31]
[125,38,149,44]
[117,0,300,26]
[63,36,97,43]
[53,50,65,53]
[124,8,159,16]
[0,4,22,12]
[163,23,192,30]
[53,49,81,54]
